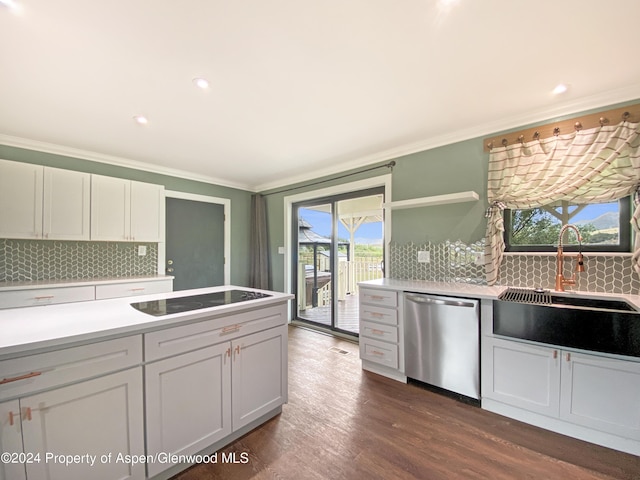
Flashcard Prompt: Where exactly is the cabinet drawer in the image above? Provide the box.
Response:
[0,335,142,401]
[0,286,95,309]
[95,279,173,300]
[145,304,287,362]
[360,304,398,326]
[361,320,398,343]
[360,337,398,369]
[360,288,397,308]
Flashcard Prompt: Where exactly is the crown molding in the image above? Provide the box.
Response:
[0,134,254,192]
[254,84,640,192]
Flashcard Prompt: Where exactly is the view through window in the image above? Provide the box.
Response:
[505,198,631,252]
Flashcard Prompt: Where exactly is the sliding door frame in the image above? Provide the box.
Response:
[283,175,392,324]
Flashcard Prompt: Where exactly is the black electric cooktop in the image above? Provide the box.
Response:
[130,289,272,316]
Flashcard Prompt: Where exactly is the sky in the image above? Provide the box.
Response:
[300,201,619,242]
[299,208,382,242]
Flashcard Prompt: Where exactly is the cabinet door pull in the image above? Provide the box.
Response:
[25,407,32,421]
[235,345,241,355]
[221,325,241,335]
[224,347,231,364]
[9,411,15,426]
[0,371,42,385]
[566,353,571,362]
[553,350,558,359]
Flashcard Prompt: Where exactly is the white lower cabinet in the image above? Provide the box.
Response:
[145,344,232,479]
[0,399,25,480]
[1,369,144,480]
[231,326,287,430]
[144,317,288,478]
[484,337,640,442]
[483,337,560,417]
[560,351,640,440]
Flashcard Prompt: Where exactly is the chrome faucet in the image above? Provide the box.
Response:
[555,224,585,291]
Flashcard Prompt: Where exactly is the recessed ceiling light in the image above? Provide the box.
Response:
[552,83,569,95]
[193,77,210,89]
[0,0,23,14]
[133,115,148,125]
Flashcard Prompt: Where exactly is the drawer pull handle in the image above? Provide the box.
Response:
[370,329,385,335]
[369,312,385,317]
[34,295,54,300]
[130,288,145,292]
[369,295,384,301]
[1,371,42,385]
[221,325,241,335]
[371,350,385,356]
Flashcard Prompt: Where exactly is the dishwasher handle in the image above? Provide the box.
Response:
[405,294,476,308]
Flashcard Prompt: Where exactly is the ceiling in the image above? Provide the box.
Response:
[2,0,640,192]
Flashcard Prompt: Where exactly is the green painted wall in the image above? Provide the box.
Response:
[0,144,253,286]
[262,98,640,292]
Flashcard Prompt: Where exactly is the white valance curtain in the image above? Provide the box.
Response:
[484,120,640,285]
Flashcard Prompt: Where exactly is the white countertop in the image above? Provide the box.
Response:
[359,278,640,309]
[0,285,293,359]
[0,275,174,292]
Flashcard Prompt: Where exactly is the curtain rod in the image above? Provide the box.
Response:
[261,160,396,197]
[483,102,640,152]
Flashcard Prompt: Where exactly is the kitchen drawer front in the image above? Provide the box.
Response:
[145,304,287,362]
[361,320,398,343]
[0,286,95,309]
[0,335,142,401]
[95,279,173,300]
[360,304,398,326]
[360,288,397,308]
[360,337,398,369]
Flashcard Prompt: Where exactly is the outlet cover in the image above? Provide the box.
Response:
[138,245,147,256]
[418,251,430,263]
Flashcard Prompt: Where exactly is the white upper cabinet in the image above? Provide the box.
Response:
[91,175,163,242]
[130,180,163,242]
[43,167,91,240]
[0,160,44,239]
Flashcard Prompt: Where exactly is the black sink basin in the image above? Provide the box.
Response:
[494,288,640,357]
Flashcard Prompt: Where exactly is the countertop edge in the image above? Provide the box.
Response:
[0,275,175,291]
[0,286,293,359]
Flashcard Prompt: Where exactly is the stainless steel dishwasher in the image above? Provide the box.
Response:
[404,292,480,400]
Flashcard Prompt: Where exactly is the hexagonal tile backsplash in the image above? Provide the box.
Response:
[0,239,158,282]
[389,240,640,294]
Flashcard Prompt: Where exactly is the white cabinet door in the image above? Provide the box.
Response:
[483,337,560,417]
[145,343,232,478]
[22,368,145,480]
[91,175,131,241]
[232,325,288,430]
[560,351,640,440]
[0,399,26,480]
[43,167,90,240]
[130,181,163,242]
[0,160,43,239]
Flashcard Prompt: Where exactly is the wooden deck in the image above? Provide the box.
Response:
[297,293,360,334]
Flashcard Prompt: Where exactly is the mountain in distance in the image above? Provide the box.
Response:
[574,211,618,230]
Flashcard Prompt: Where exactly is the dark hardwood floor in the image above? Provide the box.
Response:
[173,326,639,480]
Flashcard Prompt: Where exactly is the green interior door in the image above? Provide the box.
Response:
[166,198,225,291]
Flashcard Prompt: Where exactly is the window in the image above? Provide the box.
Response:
[504,197,631,252]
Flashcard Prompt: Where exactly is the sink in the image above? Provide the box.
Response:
[494,288,640,358]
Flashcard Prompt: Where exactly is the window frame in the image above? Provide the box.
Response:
[503,196,632,253]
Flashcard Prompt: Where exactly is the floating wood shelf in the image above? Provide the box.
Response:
[383,191,479,210]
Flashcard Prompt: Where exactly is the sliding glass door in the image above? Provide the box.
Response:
[293,188,384,336]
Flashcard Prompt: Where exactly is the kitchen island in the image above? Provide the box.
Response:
[0,286,293,480]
